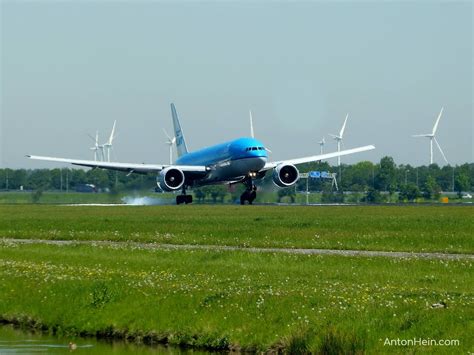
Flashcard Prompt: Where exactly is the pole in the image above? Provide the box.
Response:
[339,165,342,189]
[66,170,69,193]
[372,165,375,188]
[306,176,309,205]
[60,169,63,192]
[6,170,8,190]
[452,167,455,192]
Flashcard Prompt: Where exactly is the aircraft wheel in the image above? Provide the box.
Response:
[248,190,256,205]
[240,190,249,205]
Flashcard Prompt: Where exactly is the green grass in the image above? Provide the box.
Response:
[0,205,472,254]
[0,241,472,353]
[0,204,472,352]
[0,191,122,204]
[1,190,468,205]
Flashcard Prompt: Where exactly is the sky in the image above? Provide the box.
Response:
[1,0,472,169]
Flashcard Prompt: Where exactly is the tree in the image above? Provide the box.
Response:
[27,169,52,190]
[193,188,206,203]
[86,169,110,190]
[321,184,344,203]
[454,173,470,198]
[277,187,296,203]
[422,176,441,200]
[31,189,43,203]
[344,161,375,191]
[375,157,397,196]
[399,183,421,202]
[209,185,227,203]
[364,187,383,203]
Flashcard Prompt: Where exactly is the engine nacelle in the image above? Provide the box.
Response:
[157,167,185,192]
[272,164,300,187]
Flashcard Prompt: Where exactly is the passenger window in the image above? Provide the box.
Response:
[252,147,257,150]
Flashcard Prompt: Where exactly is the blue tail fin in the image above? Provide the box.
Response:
[170,103,189,157]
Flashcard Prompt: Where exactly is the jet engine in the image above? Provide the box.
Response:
[272,164,300,187]
[157,167,185,191]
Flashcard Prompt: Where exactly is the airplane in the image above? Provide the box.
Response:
[27,103,375,205]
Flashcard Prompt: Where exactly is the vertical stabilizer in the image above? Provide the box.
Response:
[170,103,189,157]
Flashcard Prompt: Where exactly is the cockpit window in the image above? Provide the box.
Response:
[245,146,266,152]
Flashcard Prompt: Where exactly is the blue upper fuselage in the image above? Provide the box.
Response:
[176,137,268,166]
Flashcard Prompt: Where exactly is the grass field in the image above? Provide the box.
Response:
[0,205,472,253]
[0,205,472,353]
[0,190,469,205]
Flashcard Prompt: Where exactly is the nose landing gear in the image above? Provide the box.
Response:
[240,179,257,205]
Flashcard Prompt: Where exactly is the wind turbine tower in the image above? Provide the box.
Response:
[102,121,117,162]
[163,128,176,164]
[89,131,101,161]
[329,114,349,166]
[412,107,448,165]
[318,137,325,155]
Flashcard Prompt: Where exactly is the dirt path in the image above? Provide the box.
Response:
[2,238,473,260]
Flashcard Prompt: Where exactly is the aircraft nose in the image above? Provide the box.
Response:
[253,156,267,170]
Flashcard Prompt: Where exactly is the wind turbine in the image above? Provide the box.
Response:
[101,121,117,162]
[412,107,448,165]
[89,131,101,161]
[318,137,325,155]
[329,113,349,166]
[163,128,176,164]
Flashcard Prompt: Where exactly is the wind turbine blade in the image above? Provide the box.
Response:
[339,113,349,138]
[412,134,431,138]
[162,128,172,141]
[432,107,444,135]
[249,110,255,138]
[87,133,97,143]
[329,133,339,139]
[433,137,449,164]
[108,120,117,144]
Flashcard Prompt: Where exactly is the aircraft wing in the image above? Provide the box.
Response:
[26,155,209,174]
[261,145,375,171]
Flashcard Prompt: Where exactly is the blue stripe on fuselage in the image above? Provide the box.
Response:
[175,137,268,166]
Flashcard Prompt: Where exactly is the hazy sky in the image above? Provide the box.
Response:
[1,1,472,169]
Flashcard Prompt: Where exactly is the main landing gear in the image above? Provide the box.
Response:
[240,179,257,205]
[176,186,193,205]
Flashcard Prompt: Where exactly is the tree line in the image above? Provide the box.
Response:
[0,157,472,203]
